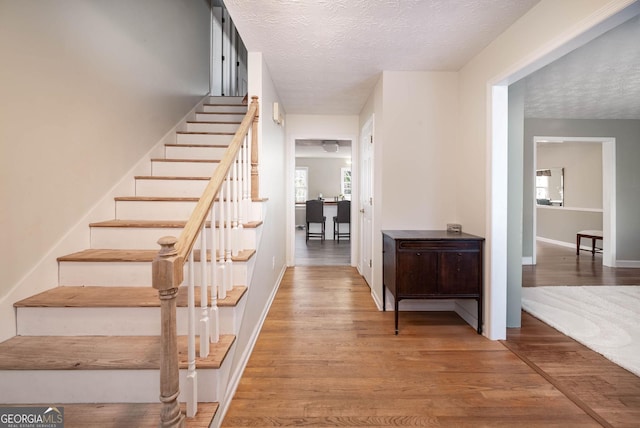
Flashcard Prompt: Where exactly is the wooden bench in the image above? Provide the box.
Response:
[576,230,603,256]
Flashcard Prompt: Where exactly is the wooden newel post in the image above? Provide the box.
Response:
[152,236,185,428]
[250,96,260,200]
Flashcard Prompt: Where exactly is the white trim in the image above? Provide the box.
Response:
[536,236,577,249]
[286,129,359,268]
[532,136,616,268]
[486,85,509,340]
[522,257,534,265]
[616,260,640,268]
[537,205,603,213]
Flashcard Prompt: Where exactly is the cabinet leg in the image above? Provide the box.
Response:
[477,298,482,334]
[394,300,399,335]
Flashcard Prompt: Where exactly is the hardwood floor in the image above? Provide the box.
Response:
[222,266,640,427]
[295,228,350,266]
[522,241,640,286]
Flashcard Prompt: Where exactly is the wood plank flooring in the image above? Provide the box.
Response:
[522,241,640,286]
[295,229,350,266]
[505,312,640,428]
[0,403,218,428]
[221,266,626,427]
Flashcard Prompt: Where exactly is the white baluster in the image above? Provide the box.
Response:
[209,204,220,343]
[225,170,233,292]
[199,224,210,358]
[218,184,227,300]
[237,143,245,230]
[186,251,198,417]
[232,152,240,256]
[244,129,255,220]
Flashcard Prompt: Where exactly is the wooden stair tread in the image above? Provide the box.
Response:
[89,219,262,229]
[196,111,244,114]
[0,335,235,370]
[165,143,229,148]
[57,248,256,263]
[115,195,267,203]
[202,103,246,107]
[114,196,199,202]
[5,403,218,428]
[186,121,241,125]
[14,285,247,308]
[134,175,212,180]
[150,158,220,163]
[176,131,234,136]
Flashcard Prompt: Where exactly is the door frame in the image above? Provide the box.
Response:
[531,136,616,267]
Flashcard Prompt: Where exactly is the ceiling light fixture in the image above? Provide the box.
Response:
[322,141,339,153]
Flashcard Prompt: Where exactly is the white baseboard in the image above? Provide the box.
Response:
[217,263,286,425]
[536,236,575,249]
[455,300,480,333]
[0,95,210,344]
[536,236,640,267]
[616,260,640,268]
[522,256,534,265]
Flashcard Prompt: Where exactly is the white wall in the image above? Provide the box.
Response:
[458,0,635,339]
[223,51,288,412]
[359,71,460,309]
[0,0,210,340]
[538,142,603,208]
[380,71,459,230]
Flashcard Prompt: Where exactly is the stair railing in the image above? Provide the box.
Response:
[152,96,259,426]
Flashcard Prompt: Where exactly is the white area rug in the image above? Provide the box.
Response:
[521,286,640,377]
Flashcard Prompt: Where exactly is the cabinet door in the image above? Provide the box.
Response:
[397,250,438,296]
[439,251,480,295]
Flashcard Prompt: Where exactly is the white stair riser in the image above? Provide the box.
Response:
[195,112,245,122]
[207,96,244,105]
[136,178,209,197]
[91,226,257,250]
[59,261,248,287]
[151,160,219,177]
[116,200,197,220]
[176,133,233,145]
[115,198,254,223]
[17,305,241,336]
[201,104,246,113]
[165,145,228,160]
[0,368,219,404]
[220,296,247,338]
[186,122,240,133]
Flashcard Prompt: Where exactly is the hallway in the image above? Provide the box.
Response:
[221,266,639,426]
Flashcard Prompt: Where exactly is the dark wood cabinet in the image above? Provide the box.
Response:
[382,230,484,334]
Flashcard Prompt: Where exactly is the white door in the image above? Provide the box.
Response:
[359,116,374,286]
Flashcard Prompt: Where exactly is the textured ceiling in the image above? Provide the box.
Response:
[225,0,540,114]
[523,14,640,120]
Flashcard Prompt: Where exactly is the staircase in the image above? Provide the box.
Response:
[0,96,262,427]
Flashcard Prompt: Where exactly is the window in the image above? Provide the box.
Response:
[341,167,351,200]
[536,174,550,201]
[295,167,308,203]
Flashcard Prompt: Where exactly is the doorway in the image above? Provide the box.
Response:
[491,3,640,337]
[294,139,352,266]
[531,137,616,267]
